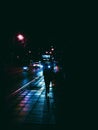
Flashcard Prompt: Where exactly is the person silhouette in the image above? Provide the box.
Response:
[43,60,54,97]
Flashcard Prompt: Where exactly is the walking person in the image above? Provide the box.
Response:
[43,60,54,97]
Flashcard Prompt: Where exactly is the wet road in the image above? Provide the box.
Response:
[2,65,87,130]
[7,78,56,124]
[4,67,58,129]
[5,68,43,95]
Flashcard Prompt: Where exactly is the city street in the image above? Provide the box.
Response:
[1,55,86,130]
[1,2,95,128]
[3,65,65,129]
[5,67,43,95]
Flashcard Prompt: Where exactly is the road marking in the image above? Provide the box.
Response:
[8,76,40,97]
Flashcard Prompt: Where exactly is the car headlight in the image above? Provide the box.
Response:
[23,66,28,70]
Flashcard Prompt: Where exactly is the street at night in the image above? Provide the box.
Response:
[6,67,56,126]
[0,2,96,130]
[3,61,67,130]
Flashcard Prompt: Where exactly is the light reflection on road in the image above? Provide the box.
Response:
[7,67,56,125]
[18,69,43,90]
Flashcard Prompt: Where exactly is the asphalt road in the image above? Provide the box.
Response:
[2,65,68,129]
[1,64,91,129]
[2,67,58,129]
[3,68,42,95]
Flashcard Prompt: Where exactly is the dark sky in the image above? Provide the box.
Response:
[1,1,80,46]
[2,15,77,51]
[1,1,93,64]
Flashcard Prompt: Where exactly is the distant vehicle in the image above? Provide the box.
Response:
[32,62,43,69]
[42,54,51,61]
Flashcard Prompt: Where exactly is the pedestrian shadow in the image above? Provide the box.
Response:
[45,96,50,111]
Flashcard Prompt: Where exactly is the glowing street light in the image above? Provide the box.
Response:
[15,33,27,47]
[49,51,52,54]
[45,51,48,54]
[29,50,31,53]
[51,48,54,51]
[17,34,24,41]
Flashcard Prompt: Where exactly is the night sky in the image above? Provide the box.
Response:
[1,1,94,69]
[1,2,80,47]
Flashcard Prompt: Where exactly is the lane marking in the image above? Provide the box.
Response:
[8,76,40,97]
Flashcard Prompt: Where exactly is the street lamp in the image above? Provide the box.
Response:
[51,48,54,51]
[45,51,48,54]
[16,33,27,48]
[17,33,25,43]
[17,34,24,41]
[28,50,31,54]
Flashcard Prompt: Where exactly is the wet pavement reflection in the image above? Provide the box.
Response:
[6,75,56,126]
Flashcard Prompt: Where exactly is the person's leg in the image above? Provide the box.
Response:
[46,81,50,94]
[44,75,50,96]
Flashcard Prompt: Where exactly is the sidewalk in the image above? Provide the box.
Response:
[4,70,69,130]
[5,76,57,129]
